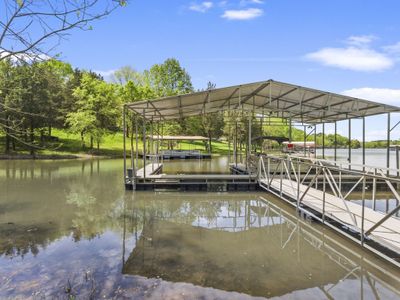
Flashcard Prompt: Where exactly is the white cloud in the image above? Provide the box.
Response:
[346,35,376,47]
[189,2,213,13]
[93,69,116,81]
[240,0,264,5]
[305,35,397,72]
[383,41,400,55]
[342,87,400,106]
[0,49,51,62]
[306,47,393,72]
[221,8,263,20]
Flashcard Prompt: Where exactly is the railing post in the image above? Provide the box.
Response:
[372,168,377,210]
[297,157,300,211]
[361,175,366,246]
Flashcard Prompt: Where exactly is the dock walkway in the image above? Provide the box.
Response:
[259,177,400,255]
[136,163,163,178]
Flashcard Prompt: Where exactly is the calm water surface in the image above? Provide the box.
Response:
[1,158,400,299]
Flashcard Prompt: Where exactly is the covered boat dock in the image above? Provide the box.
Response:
[123,79,400,266]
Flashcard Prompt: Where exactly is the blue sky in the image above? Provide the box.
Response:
[57,0,400,140]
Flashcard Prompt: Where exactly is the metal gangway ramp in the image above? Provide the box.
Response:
[257,154,400,267]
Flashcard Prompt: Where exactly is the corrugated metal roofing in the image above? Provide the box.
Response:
[126,80,400,124]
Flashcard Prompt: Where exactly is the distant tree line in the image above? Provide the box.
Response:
[0,57,389,155]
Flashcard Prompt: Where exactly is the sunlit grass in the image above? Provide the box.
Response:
[0,129,234,157]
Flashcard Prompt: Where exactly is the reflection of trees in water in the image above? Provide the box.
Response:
[0,222,61,258]
[65,174,125,241]
[123,195,255,235]
[0,159,126,257]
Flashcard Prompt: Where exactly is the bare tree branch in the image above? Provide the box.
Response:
[0,0,126,61]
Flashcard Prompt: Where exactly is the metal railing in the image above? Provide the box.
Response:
[257,154,400,266]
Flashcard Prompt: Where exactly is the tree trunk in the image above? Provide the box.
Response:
[97,140,99,151]
[48,125,52,136]
[208,131,212,153]
[30,120,35,156]
[90,136,93,149]
[81,131,85,149]
[5,116,10,154]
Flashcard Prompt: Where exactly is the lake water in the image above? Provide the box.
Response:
[1,158,400,299]
[316,148,398,169]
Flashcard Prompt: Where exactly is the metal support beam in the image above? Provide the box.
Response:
[362,117,366,172]
[123,105,127,182]
[387,112,391,175]
[303,125,306,157]
[142,109,146,179]
[334,121,337,162]
[314,125,317,158]
[322,123,325,159]
[348,118,351,169]
[248,115,252,162]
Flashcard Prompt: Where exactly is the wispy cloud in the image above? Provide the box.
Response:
[240,0,264,5]
[342,87,400,106]
[189,1,213,13]
[221,8,263,20]
[93,69,116,80]
[305,35,394,72]
[383,41,400,56]
[346,35,376,47]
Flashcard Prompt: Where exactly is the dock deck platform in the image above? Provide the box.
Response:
[130,163,258,191]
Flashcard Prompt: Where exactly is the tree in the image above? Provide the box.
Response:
[146,58,193,97]
[113,66,144,85]
[0,0,127,62]
[66,73,121,150]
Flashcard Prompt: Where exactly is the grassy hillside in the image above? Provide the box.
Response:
[0,128,233,158]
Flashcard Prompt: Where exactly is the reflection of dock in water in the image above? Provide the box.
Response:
[122,198,400,299]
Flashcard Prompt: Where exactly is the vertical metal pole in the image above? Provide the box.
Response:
[280,159,283,197]
[303,125,306,157]
[322,123,325,159]
[322,167,326,223]
[235,121,238,167]
[267,157,271,189]
[372,168,377,210]
[142,110,146,179]
[362,117,366,172]
[123,105,127,182]
[130,113,135,180]
[361,175,366,245]
[150,118,154,172]
[314,125,317,158]
[396,146,400,191]
[387,112,391,176]
[135,115,139,172]
[297,158,300,211]
[248,115,251,170]
[334,121,337,162]
[397,146,399,176]
[348,118,351,169]
[289,116,292,142]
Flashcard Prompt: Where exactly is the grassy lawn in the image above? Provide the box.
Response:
[0,129,234,158]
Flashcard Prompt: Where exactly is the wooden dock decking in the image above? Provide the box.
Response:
[259,177,400,254]
[135,163,163,177]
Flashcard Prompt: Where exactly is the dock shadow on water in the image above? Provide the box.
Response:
[1,158,400,299]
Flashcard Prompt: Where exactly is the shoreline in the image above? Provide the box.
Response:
[0,153,111,160]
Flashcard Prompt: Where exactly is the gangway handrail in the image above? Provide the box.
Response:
[257,154,400,268]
